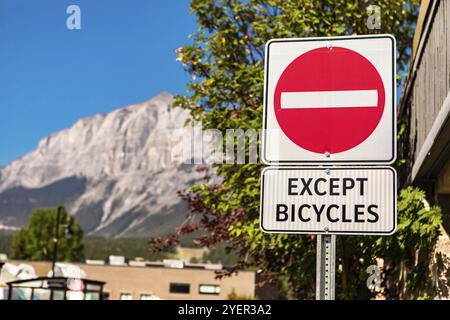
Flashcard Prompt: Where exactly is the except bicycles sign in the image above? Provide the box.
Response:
[260,167,397,235]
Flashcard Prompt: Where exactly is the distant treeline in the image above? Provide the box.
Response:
[0,234,239,266]
[0,234,172,261]
[0,235,12,256]
[83,236,175,261]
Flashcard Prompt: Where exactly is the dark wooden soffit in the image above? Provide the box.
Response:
[412,103,450,187]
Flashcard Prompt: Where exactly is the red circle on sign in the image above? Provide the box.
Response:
[274,46,385,154]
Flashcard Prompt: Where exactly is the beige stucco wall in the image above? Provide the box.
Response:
[437,158,450,195]
[431,227,450,299]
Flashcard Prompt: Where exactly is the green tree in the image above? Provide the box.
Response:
[149,0,442,299]
[11,206,84,262]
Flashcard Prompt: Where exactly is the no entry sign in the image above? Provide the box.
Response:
[260,167,397,235]
[262,35,396,164]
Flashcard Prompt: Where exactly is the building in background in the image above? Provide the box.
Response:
[5,258,255,300]
[399,0,450,229]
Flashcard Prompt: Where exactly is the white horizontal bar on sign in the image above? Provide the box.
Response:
[280,90,378,109]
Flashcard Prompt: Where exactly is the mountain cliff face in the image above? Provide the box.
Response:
[0,92,205,238]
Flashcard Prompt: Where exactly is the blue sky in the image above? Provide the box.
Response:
[0,0,197,167]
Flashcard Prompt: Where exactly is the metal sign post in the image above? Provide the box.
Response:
[316,234,336,300]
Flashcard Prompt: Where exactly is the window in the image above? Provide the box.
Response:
[169,283,190,294]
[85,293,100,300]
[199,284,221,295]
[120,293,132,300]
[51,290,65,300]
[101,292,111,300]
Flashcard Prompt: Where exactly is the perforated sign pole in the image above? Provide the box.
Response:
[316,234,336,300]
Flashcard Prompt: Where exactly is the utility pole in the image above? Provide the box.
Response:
[51,206,63,277]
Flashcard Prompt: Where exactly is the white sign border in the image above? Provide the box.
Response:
[262,34,397,165]
[259,166,398,236]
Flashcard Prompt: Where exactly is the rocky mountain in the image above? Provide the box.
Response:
[0,92,206,238]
